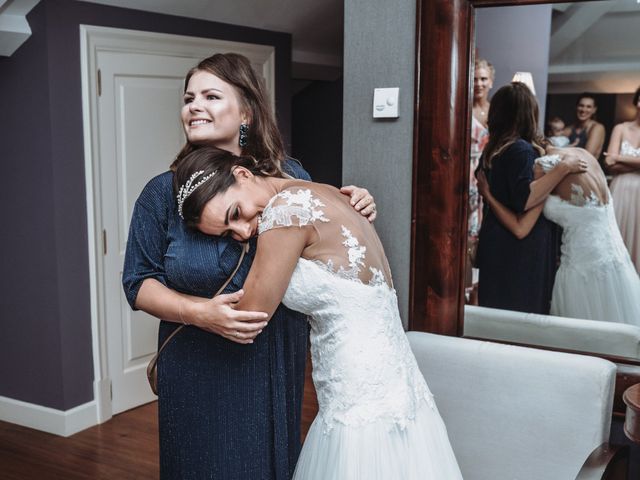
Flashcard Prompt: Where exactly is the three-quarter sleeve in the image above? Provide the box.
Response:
[504,140,536,213]
[122,173,172,309]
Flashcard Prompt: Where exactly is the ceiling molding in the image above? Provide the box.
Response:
[549,2,615,60]
[549,60,640,74]
[0,0,39,56]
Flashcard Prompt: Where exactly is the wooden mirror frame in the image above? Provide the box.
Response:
[409,0,640,368]
[409,0,640,415]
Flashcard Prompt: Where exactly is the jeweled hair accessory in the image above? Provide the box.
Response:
[177,170,216,219]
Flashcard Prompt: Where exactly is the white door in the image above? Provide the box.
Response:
[98,50,195,414]
[84,26,276,417]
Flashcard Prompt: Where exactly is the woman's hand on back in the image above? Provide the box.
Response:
[560,153,588,174]
[340,185,377,222]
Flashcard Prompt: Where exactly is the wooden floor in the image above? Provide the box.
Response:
[0,361,318,479]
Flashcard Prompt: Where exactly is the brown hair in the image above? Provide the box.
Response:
[482,82,544,169]
[171,53,285,177]
[633,86,640,106]
[173,146,284,230]
[576,92,597,108]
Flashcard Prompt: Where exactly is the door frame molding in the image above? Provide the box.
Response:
[80,25,276,424]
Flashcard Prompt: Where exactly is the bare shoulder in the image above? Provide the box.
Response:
[280,180,349,207]
[589,121,605,134]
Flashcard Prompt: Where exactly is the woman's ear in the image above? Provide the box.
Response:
[240,108,252,126]
[232,166,254,183]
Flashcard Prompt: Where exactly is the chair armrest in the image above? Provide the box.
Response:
[575,443,629,480]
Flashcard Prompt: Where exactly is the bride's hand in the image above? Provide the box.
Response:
[560,154,588,174]
[188,290,269,344]
[340,185,377,222]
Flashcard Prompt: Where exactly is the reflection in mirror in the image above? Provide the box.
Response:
[464,0,640,360]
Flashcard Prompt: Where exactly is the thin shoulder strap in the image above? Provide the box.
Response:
[152,242,250,357]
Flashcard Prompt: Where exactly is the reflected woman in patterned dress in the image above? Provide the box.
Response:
[466,58,494,302]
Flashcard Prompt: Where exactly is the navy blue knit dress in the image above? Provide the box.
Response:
[476,139,558,314]
[122,160,310,480]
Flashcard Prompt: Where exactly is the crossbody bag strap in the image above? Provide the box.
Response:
[151,242,250,362]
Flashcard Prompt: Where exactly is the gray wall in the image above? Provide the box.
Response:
[476,4,552,123]
[342,0,416,326]
[0,0,292,410]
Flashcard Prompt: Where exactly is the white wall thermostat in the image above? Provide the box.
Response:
[373,87,399,118]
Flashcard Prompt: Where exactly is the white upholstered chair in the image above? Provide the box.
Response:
[407,331,628,480]
[464,305,640,359]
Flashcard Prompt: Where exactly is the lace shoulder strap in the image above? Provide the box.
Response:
[535,154,562,173]
[258,188,330,235]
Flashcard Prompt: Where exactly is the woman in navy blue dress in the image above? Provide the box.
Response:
[122,53,376,480]
[476,82,584,314]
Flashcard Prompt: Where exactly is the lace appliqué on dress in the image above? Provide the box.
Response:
[258,188,329,234]
[310,226,388,287]
[569,184,604,207]
[535,154,562,173]
[268,188,434,435]
[621,140,640,157]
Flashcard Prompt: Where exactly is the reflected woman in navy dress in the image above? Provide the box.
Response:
[476,82,584,314]
[122,53,376,480]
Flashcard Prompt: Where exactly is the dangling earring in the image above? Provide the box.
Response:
[239,123,249,148]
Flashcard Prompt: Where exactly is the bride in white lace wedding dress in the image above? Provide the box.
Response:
[175,148,463,479]
[478,146,640,325]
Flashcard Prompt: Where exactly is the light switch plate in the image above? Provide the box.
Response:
[373,87,399,118]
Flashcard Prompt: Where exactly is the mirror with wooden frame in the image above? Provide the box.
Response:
[410,0,640,365]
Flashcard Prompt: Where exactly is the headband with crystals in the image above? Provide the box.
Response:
[177,170,216,219]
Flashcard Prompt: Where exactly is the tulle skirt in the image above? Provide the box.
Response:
[550,258,640,326]
[293,399,463,479]
[611,172,640,274]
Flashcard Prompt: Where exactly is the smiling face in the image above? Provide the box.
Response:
[576,97,597,123]
[181,70,248,155]
[197,168,263,242]
[473,67,494,101]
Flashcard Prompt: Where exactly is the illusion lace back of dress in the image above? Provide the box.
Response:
[544,195,629,270]
[537,154,609,207]
[535,154,633,271]
[258,185,433,433]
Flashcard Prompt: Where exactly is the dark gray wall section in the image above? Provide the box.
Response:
[292,79,343,187]
[0,0,292,410]
[475,4,552,123]
[0,4,66,408]
[343,0,415,326]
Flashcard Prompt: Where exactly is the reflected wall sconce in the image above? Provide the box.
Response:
[512,72,536,96]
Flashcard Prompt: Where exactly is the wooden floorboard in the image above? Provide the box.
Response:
[0,359,318,479]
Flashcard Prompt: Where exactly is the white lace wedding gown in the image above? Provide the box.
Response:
[537,155,640,325]
[258,185,462,480]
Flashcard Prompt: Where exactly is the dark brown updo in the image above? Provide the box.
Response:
[173,146,283,229]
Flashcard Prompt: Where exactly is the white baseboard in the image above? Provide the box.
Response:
[0,395,99,437]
